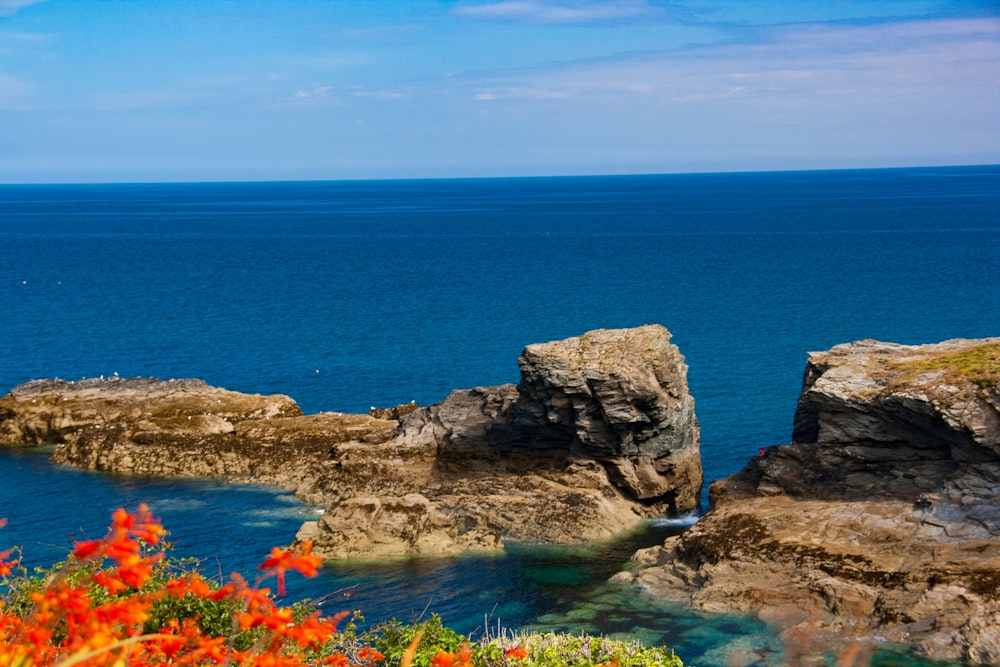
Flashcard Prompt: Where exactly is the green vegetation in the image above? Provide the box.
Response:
[1,539,686,667]
[888,341,1000,391]
[368,614,684,667]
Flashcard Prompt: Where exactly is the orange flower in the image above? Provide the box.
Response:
[285,612,344,649]
[430,644,474,667]
[505,645,529,660]
[0,505,351,667]
[237,605,293,631]
[164,572,213,599]
[0,549,17,577]
[257,539,322,596]
[71,538,105,561]
[431,649,457,667]
[130,503,167,545]
[358,646,386,663]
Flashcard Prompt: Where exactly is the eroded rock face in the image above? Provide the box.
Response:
[0,325,702,560]
[515,326,702,506]
[617,337,1000,665]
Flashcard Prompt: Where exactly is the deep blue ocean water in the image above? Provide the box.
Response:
[2,166,999,665]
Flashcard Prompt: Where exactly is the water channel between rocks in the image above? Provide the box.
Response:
[0,448,946,666]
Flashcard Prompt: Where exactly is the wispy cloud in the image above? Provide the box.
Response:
[350,86,408,100]
[453,0,664,25]
[457,16,1000,109]
[294,85,335,100]
[282,85,408,107]
[474,86,572,101]
[0,0,46,17]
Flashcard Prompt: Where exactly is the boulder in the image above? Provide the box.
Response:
[617,337,1000,665]
[0,325,702,559]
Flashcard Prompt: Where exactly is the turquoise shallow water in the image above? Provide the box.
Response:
[0,448,949,665]
[2,167,998,664]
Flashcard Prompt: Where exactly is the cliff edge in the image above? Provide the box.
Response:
[617,337,1000,665]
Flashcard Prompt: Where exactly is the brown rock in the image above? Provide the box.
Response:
[514,326,702,507]
[620,337,1000,665]
[0,376,301,447]
[0,325,702,560]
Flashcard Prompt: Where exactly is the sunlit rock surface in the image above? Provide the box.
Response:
[617,337,1000,665]
[0,325,702,560]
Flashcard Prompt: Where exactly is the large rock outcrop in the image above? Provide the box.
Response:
[0,325,702,560]
[617,337,1000,665]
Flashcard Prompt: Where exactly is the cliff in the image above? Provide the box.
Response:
[0,325,702,559]
[616,337,1000,665]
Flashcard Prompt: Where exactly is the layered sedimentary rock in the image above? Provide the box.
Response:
[617,337,1000,665]
[0,325,702,560]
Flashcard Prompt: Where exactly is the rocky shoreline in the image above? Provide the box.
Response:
[0,325,702,559]
[2,328,998,663]
[615,337,1000,664]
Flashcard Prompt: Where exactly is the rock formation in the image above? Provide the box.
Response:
[616,337,1000,665]
[0,325,702,560]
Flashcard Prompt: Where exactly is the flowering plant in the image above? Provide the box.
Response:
[0,505,378,667]
[1,507,687,667]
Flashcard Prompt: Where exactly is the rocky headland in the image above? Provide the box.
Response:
[615,337,1000,664]
[0,325,702,559]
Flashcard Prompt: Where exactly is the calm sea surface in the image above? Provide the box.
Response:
[2,167,999,665]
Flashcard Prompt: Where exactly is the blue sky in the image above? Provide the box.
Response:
[1,0,998,183]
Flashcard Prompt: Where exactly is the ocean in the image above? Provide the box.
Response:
[2,166,999,665]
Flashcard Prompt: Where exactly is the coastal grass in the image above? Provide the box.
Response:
[886,341,1000,392]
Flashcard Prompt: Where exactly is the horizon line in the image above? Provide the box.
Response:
[2,162,998,187]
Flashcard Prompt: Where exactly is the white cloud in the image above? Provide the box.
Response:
[473,86,572,101]
[454,0,662,25]
[452,16,1000,111]
[350,87,408,100]
[0,0,47,17]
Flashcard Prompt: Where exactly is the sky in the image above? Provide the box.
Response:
[0,0,998,183]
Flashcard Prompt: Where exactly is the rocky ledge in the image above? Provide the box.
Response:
[616,337,1000,665]
[0,325,702,559]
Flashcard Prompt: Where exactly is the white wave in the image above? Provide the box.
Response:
[649,511,700,528]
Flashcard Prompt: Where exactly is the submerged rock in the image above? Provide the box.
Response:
[618,337,1000,665]
[0,325,702,559]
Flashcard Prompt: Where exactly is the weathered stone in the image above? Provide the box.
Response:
[619,337,1000,665]
[514,326,702,506]
[0,325,702,560]
[0,377,301,447]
